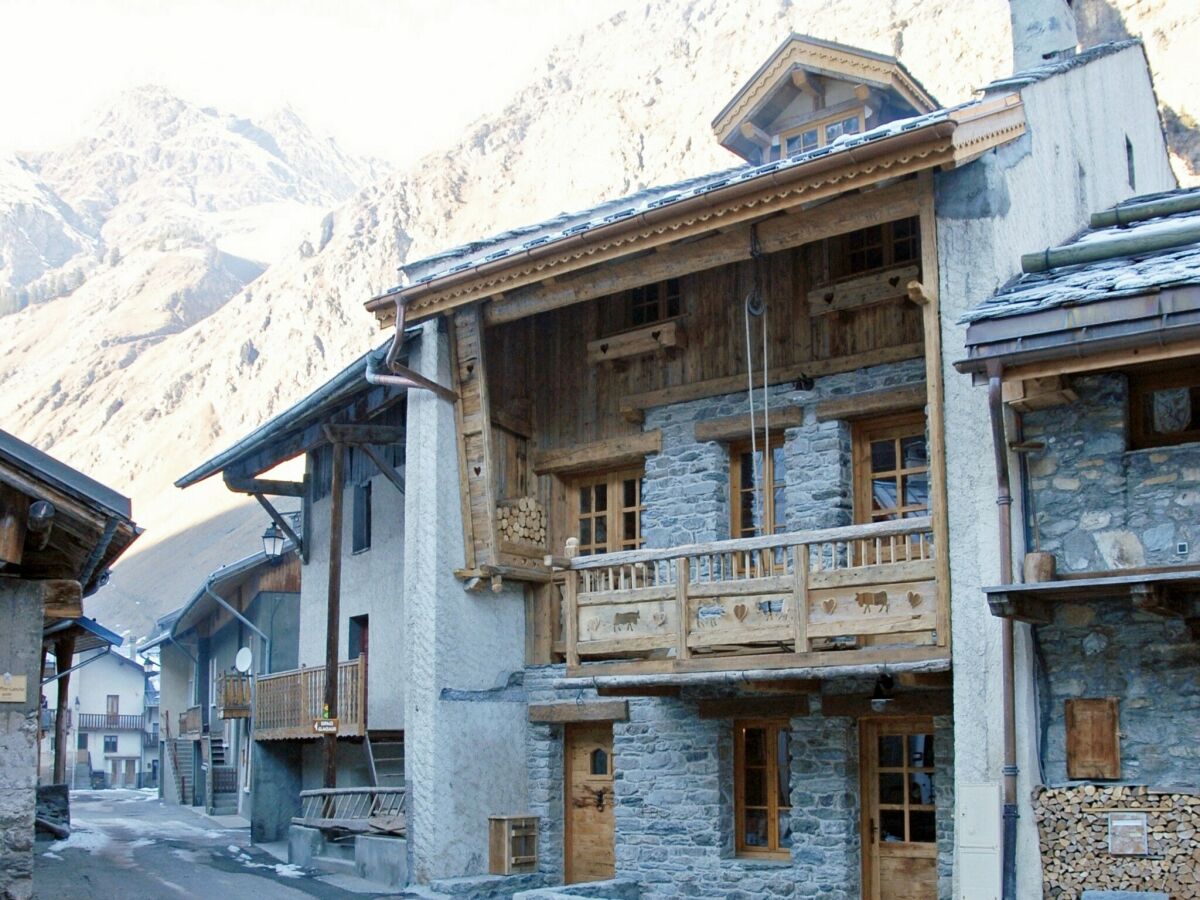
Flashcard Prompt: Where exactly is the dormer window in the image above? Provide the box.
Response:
[781,113,861,158]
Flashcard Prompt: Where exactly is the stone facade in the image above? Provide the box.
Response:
[1035,601,1198,786]
[1023,373,1200,573]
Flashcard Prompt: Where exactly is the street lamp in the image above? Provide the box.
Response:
[261,522,285,559]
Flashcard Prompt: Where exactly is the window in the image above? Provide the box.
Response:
[77,732,87,750]
[627,278,680,328]
[106,694,119,719]
[1129,368,1200,449]
[103,735,118,754]
[782,112,861,158]
[573,468,644,556]
[1125,135,1136,190]
[590,748,609,776]
[876,730,937,844]
[853,413,929,524]
[352,480,372,553]
[734,720,792,858]
[834,217,920,280]
[730,437,786,538]
[348,614,369,661]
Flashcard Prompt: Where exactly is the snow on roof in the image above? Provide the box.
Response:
[384,100,971,298]
[983,39,1141,93]
[962,189,1200,325]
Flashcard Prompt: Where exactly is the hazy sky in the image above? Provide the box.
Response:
[0,0,624,163]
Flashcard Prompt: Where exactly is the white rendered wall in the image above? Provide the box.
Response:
[402,321,530,882]
[936,44,1174,898]
[298,464,406,731]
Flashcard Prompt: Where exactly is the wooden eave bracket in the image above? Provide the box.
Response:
[987,591,1053,625]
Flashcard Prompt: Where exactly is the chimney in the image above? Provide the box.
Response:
[1009,0,1078,73]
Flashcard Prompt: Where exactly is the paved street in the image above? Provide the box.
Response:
[34,789,393,899]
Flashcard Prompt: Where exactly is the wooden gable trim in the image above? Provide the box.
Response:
[814,384,926,422]
[694,406,805,443]
[528,699,629,723]
[532,431,662,476]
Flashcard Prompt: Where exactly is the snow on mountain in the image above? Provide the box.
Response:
[0,0,1194,639]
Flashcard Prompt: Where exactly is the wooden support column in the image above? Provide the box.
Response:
[563,539,580,670]
[675,556,691,662]
[792,543,810,653]
[914,170,952,649]
[0,482,29,567]
[53,634,75,784]
[322,437,346,788]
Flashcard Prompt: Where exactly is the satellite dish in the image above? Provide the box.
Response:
[234,647,253,674]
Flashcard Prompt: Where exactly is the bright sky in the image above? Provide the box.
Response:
[0,0,624,164]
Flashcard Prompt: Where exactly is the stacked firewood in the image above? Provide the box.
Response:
[1034,784,1200,897]
[497,497,547,546]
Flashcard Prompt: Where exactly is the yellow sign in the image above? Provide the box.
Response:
[313,718,339,735]
[0,674,28,703]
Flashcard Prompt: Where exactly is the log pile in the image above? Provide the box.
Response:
[498,497,547,547]
[1034,783,1200,898]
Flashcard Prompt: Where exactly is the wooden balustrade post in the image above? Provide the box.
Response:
[675,556,691,662]
[563,538,580,669]
[792,544,810,654]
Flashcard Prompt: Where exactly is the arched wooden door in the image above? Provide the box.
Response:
[564,722,614,883]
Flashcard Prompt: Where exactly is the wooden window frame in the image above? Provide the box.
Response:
[831,217,920,281]
[1128,367,1200,449]
[103,734,118,755]
[352,479,372,554]
[780,107,866,157]
[734,719,792,859]
[729,435,786,539]
[624,278,681,330]
[570,467,645,557]
[852,411,929,525]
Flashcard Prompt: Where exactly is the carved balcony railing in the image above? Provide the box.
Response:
[77,713,145,731]
[254,659,365,741]
[215,672,253,719]
[560,516,945,676]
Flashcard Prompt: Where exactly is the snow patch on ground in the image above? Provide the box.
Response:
[273,863,305,879]
[128,838,156,849]
[48,827,109,854]
[41,851,63,860]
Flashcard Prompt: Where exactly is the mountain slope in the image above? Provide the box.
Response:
[0,0,1195,640]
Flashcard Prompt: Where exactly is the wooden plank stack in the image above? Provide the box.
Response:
[1033,784,1200,898]
[498,496,547,547]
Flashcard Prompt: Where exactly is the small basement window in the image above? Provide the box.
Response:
[1129,368,1200,449]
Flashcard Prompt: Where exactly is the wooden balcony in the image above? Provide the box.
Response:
[178,706,201,737]
[215,673,252,719]
[77,713,145,731]
[561,517,948,677]
[254,659,365,741]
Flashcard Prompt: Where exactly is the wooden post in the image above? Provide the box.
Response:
[323,439,346,788]
[563,538,579,670]
[0,482,29,567]
[792,544,810,654]
[53,635,75,784]
[675,556,691,662]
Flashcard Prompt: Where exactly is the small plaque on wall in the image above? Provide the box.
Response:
[0,673,28,703]
[1108,812,1149,856]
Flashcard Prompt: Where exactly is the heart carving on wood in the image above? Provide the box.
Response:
[907,591,923,608]
[822,597,837,614]
[651,612,667,628]
[733,604,748,622]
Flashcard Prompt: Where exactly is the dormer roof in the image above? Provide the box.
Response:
[712,34,938,164]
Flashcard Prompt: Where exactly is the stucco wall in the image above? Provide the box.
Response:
[936,42,1176,898]
[300,461,406,731]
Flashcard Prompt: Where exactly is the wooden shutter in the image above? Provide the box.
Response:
[1065,698,1120,780]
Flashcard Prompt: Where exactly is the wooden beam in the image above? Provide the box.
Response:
[483,179,923,327]
[323,425,406,445]
[620,343,923,418]
[0,482,30,567]
[814,384,926,423]
[253,494,304,558]
[739,120,772,148]
[1002,376,1077,412]
[986,592,1053,625]
[693,406,804,443]
[223,474,306,497]
[1131,583,1189,619]
[595,684,681,698]
[528,699,628,723]
[698,695,810,719]
[1002,337,1200,384]
[357,443,405,496]
[40,579,83,619]
[53,633,74,783]
[740,679,821,694]
[532,431,662,476]
[820,690,951,718]
[897,671,953,689]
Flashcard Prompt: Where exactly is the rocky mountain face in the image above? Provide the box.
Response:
[0,0,1194,640]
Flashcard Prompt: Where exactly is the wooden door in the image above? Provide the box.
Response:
[124,759,136,787]
[564,722,615,883]
[861,718,938,900]
[106,694,119,725]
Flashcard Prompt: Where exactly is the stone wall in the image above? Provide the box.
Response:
[1033,785,1200,898]
[1023,373,1200,573]
[1034,602,1198,786]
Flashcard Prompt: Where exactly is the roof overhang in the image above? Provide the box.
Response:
[367,94,1025,328]
[711,34,939,147]
[43,616,124,654]
[170,547,297,640]
[957,284,1200,381]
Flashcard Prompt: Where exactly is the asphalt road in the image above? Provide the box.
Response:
[33,789,393,899]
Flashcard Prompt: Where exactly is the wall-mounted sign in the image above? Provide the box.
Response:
[0,673,27,703]
[1108,812,1149,856]
[313,718,339,735]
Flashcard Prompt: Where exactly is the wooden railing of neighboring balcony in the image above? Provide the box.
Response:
[77,713,145,731]
[560,516,946,676]
[254,659,365,741]
[215,672,252,719]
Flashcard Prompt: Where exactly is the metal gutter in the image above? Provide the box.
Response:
[367,118,960,315]
[169,546,294,641]
[203,578,270,672]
